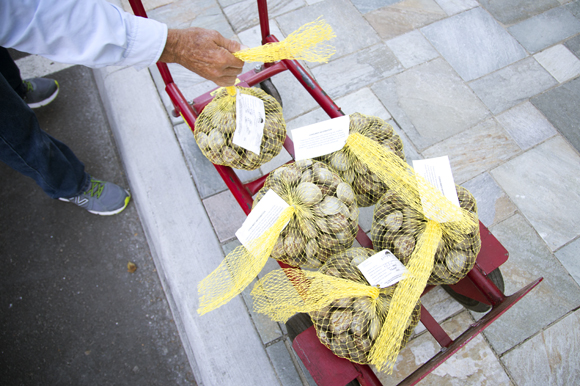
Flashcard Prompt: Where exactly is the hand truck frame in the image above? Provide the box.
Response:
[128,1,543,384]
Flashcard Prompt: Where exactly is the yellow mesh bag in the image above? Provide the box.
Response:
[371,185,481,285]
[316,113,406,207]
[335,133,479,373]
[253,159,359,268]
[194,86,286,170]
[197,160,358,315]
[234,17,336,63]
[250,248,421,369]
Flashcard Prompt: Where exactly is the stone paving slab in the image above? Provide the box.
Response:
[532,75,580,153]
[386,30,440,69]
[479,0,560,25]
[364,0,447,40]
[276,0,382,61]
[224,0,305,33]
[433,0,479,16]
[469,56,557,114]
[462,172,518,228]
[422,117,522,184]
[421,7,527,81]
[495,101,558,150]
[555,238,580,286]
[502,308,580,385]
[482,213,580,354]
[491,136,580,251]
[508,6,580,53]
[373,58,490,150]
[534,44,580,82]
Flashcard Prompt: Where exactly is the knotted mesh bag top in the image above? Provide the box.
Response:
[197,160,359,316]
[194,86,286,170]
[250,247,421,370]
[371,185,481,286]
[316,112,406,207]
[253,159,359,268]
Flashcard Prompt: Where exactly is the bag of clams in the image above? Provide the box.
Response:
[197,160,359,316]
[194,86,286,170]
[329,135,480,372]
[250,247,421,372]
[253,159,359,268]
[315,112,406,207]
[371,185,481,286]
[194,17,337,170]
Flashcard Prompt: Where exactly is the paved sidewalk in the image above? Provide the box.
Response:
[101,0,580,385]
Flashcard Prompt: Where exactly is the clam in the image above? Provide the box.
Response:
[368,316,381,341]
[352,297,375,316]
[320,196,342,216]
[196,132,210,150]
[331,297,354,309]
[393,233,416,261]
[300,169,314,183]
[330,151,349,172]
[337,183,355,205]
[330,309,353,334]
[295,182,323,206]
[299,219,318,239]
[380,211,403,233]
[318,233,340,250]
[327,213,349,233]
[208,130,225,151]
[305,239,319,260]
[445,249,470,275]
[295,159,313,169]
[284,232,305,258]
[313,167,334,185]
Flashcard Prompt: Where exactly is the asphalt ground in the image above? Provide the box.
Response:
[0,53,195,386]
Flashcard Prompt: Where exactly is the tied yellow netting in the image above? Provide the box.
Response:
[250,248,422,368]
[198,160,359,315]
[343,132,480,372]
[198,206,295,316]
[252,160,359,268]
[195,86,286,170]
[234,17,336,63]
[315,113,406,207]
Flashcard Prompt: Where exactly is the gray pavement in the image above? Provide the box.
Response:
[0,61,194,385]
[4,0,580,385]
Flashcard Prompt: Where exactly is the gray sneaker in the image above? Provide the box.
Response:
[59,177,131,215]
[23,77,59,108]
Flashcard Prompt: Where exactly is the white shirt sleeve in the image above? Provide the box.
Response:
[0,0,168,70]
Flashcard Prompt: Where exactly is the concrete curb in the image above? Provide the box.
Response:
[93,65,280,385]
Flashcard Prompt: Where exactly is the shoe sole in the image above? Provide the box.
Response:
[28,82,60,109]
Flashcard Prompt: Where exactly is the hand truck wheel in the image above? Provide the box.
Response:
[258,78,283,107]
[286,313,361,386]
[442,268,505,313]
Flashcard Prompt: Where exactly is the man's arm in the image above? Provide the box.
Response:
[0,0,243,86]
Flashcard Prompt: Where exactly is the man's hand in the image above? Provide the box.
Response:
[159,28,244,87]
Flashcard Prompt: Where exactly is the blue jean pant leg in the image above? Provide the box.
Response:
[0,69,89,199]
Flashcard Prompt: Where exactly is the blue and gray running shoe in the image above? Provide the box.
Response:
[59,178,131,216]
[23,77,59,108]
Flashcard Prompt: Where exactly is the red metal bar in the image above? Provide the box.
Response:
[398,277,543,385]
[420,306,453,348]
[466,266,505,305]
[257,0,271,44]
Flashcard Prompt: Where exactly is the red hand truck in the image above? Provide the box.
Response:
[128,1,543,384]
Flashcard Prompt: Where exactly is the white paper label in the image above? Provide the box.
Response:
[292,115,350,161]
[235,189,289,248]
[413,156,460,222]
[232,90,265,155]
[357,250,408,288]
